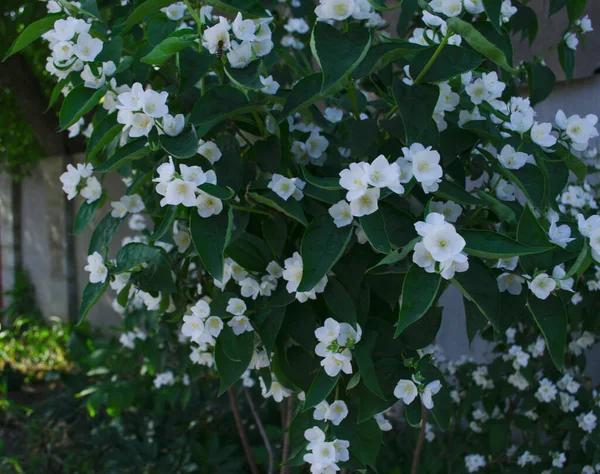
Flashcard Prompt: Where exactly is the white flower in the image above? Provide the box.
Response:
[226,297,247,316]
[304,426,326,450]
[556,110,599,151]
[463,0,484,14]
[577,14,593,33]
[326,400,348,426]
[228,315,253,335]
[324,107,344,123]
[227,41,253,69]
[205,316,224,337]
[153,371,175,389]
[163,114,185,137]
[497,144,530,170]
[129,113,155,137]
[232,12,256,41]
[366,155,400,188]
[315,318,341,344]
[52,19,76,41]
[191,299,211,319]
[161,2,186,20]
[73,32,103,62]
[84,252,108,284]
[197,140,222,164]
[161,179,197,207]
[564,32,579,50]
[240,277,260,300]
[320,349,353,376]
[530,122,556,147]
[305,130,329,160]
[315,0,356,21]
[439,252,469,280]
[339,162,369,201]
[80,176,102,203]
[268,173,297,201]
[328,200,353,228]
[577,411,597,433]
[535,378,558,403]
[420,215,466,262]
[528,273,557,299]
[429,201,462,223]
[374,412,392,431]
[260,75,280,95]
[409,145,443,193]
[313,401,329,421]
[497,273,524,295]
[80,64,106,89]
[140,89,169,119]
[181,314,205,342]
[500,0,517,22]
[421,380,442,409]
[203,17,231,55]
[465,454,486,473]
[196,191,223,217]
[430,0,462,17]
[413,242,436,272]
[282,252,304,293]
[394,379,418,404]
[552,264,574,292]
[349,188,380,217]
[548,222,574,248]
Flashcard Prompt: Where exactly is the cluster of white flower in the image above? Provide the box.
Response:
[564,14,593,51]
[119,328,147,349]
[160,1,187,21]
[517,451,541,467]
[115,82,173,138]
[464,454,486,473]
[202,13,273,68]
[394,376,442,409]
[568,330,595,356]
[43,17,104,82]
[559,184,598,216]
[215,258,279,299]
[281,17,310,50]
[333,155,404,226]
[556,110,599,152]
[282,252,327,302]
[314,318,361,377]
[292,130,329,166]
[153,157,224,217]
[471,365,494,389]
[268,173,306,201]
[578,214,600,262]
[314,0,374,22]
[260,374,292,402]
[303,426,349,474]
[59,162,101,203]
[429,0,516,22]
[412,212,469,280]
[407,11,462,48]
[226,297,254,335]
[313,399,349,426]
[527,264,574,300]
[84,251,109,284]
[577,411,597,433]
[181,299,224,346]
[153,370,175,389]
[110,193,145,218]
[535,378,558,403]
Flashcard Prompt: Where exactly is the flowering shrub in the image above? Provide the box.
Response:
[7,0,600,471]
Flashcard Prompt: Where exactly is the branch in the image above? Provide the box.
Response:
[411,405,429,474]
[244,386,274,474]
[227,388,260,474]
[280,395,295,474]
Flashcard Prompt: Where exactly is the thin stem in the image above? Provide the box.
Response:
[252,111,267,138]
[384,105,398,120]
[280,395,295,474]
[227,388,260,474]
[244,387,274,474]
[229,204,272,216]
[411,405,429,474]
[182,0,203,27]
[413,31,451,85]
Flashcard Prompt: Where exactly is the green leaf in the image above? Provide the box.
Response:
[204,0,267,18]
[219,327,255,362]
[323,278,357,325]
[563,243,590,280]
[392,79,439,144]
[436,180,483,206]
[476,190,517,225]
[300,166,342,191]
[150,205,177,241]
[517,205,552,273]
[446,17,516,72]
[59,85,107,130]
[224,60,263,90]
[303,369,339,411]
[354,342,385,400]
[461,229,551,258]
[298,215,353,292]
[558,41,575,82]
[120,244,176,293]
[311,22,371,93]
[453,257,500,330]
[400,306,443,349]
[78,280,109,324]
[483,0,502,31]
[86,113,123,163]
[464,298,488,344]
[190,206,233,282]
[409,45,483,83]
[74,193,105,235]
[159,127,198,159]
[189,86,254,126]
[248,190,308,226]
[226,233,272,271]
[198,183,235,200]
[359,212,391,254]
[89,214,123,254]
[526,63,556,106]
[279,73,323,123]
[256,305,286,355]
[178,48,216,94]
[333,415,382,468]
[395,264,441,337]
[4,14,63,60]
[553,143,587,181]
[94,138,150,173]
[262,216,287,259]
[566,0,587,25]
[528,294,567,371]
[353,41,424,78]
[215,335,254,396]
[116,243,164,272]
[506,164,547,211]
[141,36,195,65]
[122,0,174,33]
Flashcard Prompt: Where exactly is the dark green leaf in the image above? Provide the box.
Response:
[461,229,551,258]
[204,0,267,18]
[279,73,323,123]
[437,180,483,206]
[141,36,195,65]
[189,86,253,126]
[224,60,263,89]
[4,14,63,60]
[150,205,177,241]
[159,127,198,158]
[215,335,254,396]
[304,369,339,411]
[89,214,123,254]
[526,63,556,106]
[353,40,424,79]
[323,278,357,325]
[392,78,439,143]
[190,206,233,282]
[248,190,308,226]
[395,264,441,337]
[59,84,107,130]
[262,216,287,259]
[298,215,353,292]
[483,0,502,31]
[86,113,123,162]
[78,280,109,324]
[354,342,386,400]
[409,45,483,83]
[94,138,150,172]
[359,212,391,254]
[74,193,105,235]
[558,41,575,82]
[528,294,567,371]
[256,305,286,355]
[122,0,174,32]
